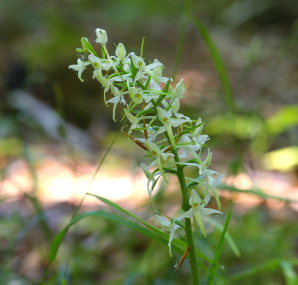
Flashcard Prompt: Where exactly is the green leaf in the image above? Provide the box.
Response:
[281,261,298,285]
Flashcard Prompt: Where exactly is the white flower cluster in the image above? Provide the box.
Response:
[69,28,223,256]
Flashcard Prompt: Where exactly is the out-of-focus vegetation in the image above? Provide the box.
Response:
[0,0,297,284]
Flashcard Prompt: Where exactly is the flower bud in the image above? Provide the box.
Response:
[115,43,126,61]
[95,28,108,45]
[81,37,96,55]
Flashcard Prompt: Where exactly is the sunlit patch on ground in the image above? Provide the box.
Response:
[1,155,297,212]
[223,172,298,212]
[1,156,149,205]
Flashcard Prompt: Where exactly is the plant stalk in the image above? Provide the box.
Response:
[173,148,200,285]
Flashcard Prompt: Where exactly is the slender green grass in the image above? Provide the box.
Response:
[87,193,213,264]
[281,261,298,285]
[208,217,240,257]
[23,144,53,239]
[227,258,298,282]
[173,0,193,76]
[49,210,209,264]
[174,4,236,113]
[208,210,232,284]
[46,131,119,272]
[190,17,236,113]
[219,184,298,204]
[71,131,119,219]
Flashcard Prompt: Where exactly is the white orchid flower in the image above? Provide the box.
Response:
[149,80,162,91]
[182,190,222,237]
[207,173,224,209]
[92,69,112,106]
[124,109,143,133]
[141,163,160,196]
[144,141,174,182]
[156,215,181,257]
[129,87,144,104]
[89,55,113,71]
[156,107,190,147]
[145,59,163,81]
[141,90,159,103]
[68,59,90,82]
[175,79,186,98]
[177,133,209,157]
[199,150,213,176]
[177,134,194,159]
[70,28,224,261]
[131,53,146,70]
[88,54,102,69]
[106,85,127,121]
[175,150,213,177]
[156,107,176,146]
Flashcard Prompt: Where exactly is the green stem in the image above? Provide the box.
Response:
[173,148,200,285]
[160,112,199,284]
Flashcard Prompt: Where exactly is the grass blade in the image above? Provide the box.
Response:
[48,210,164,265]
[219,184,298,203]
[87,193,156,231]
[190,17,236,112]
[140,36,145,58]
[87,193,213,263]
[72,131,119,218]
[48,210,203,265]
[228,258,298,281]
[280,261,298,285]
[208,216,240,257]
[208,210,232,284]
